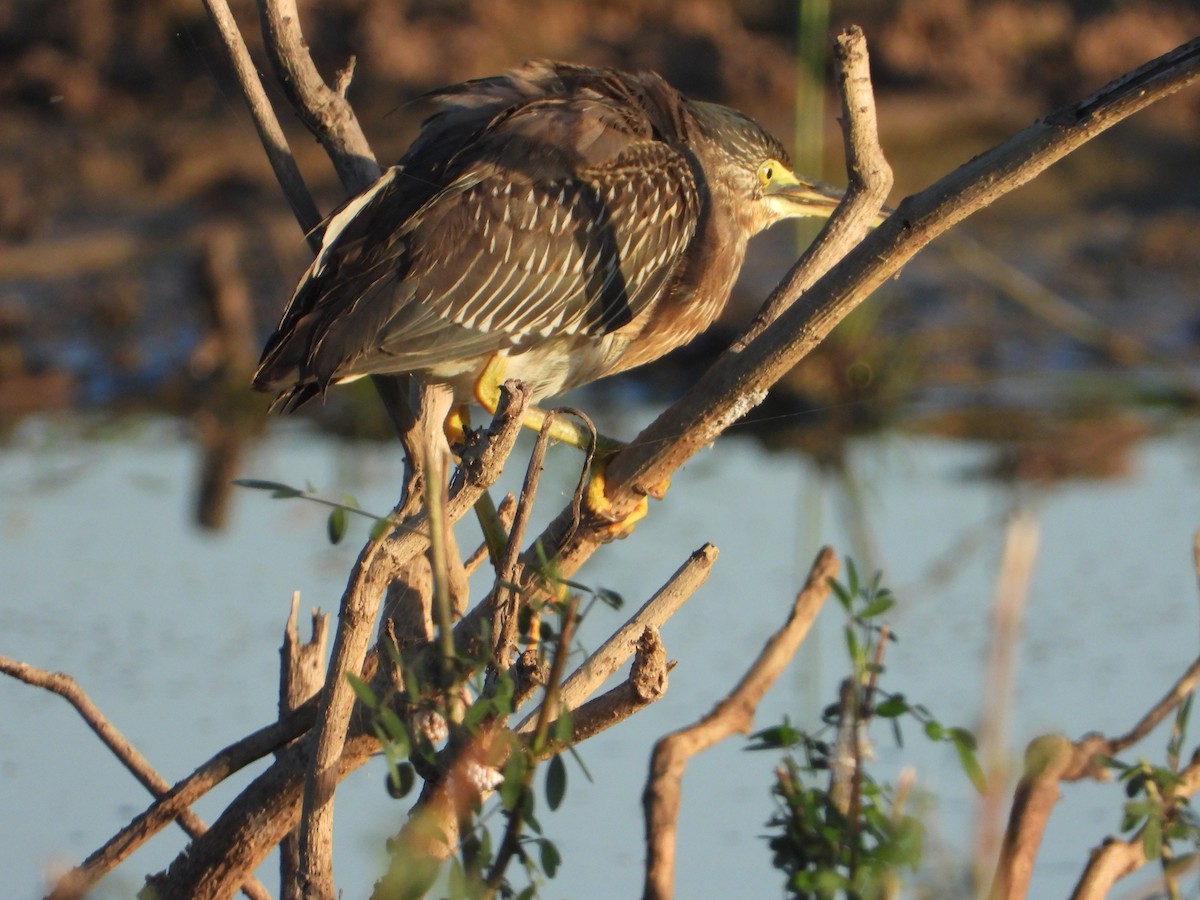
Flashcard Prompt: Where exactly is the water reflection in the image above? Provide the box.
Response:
[2,411,1198,897]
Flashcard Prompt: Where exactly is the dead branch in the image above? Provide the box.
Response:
[278,595,329,900]
[297,384,527,897]
[258,0,379,193]
[0,656,272,900]
[514,543,718,732]
[540,625,670,752]
[743,26,891,339]
[199,0,322,241]
[642,547,838,900]
[990,652,1200,899]
[42,699,311,898]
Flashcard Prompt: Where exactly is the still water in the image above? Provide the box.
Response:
[2,411,1199,897]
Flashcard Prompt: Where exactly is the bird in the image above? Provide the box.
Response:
[255,59,847,416]
[253,61,848,525]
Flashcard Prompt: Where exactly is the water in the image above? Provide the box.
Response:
[2,414,1199,897]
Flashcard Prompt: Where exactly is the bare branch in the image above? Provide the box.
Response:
[257,0,380,192]
[46,700,313,897]
[514,543,719,732]
[278,595,329,900]
[642,547,838,899]
[297,383,528,897]
[0,656,274,900]
[538,626,670,751]
[200,0,322,244]
[742,26,892,339]
[991,652,1200,899]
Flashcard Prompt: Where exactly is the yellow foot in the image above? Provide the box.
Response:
[444,405,471,447]
[473,354,618,451]
[585,462,672,540]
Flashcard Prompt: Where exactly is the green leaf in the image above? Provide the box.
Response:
[232,478,303,498]
[525,803,543,836]
[860,596,896,619]
[596,588,624,609]
[567,745,593,783]
[539,838,562,878]
[370,517,392,540]
[1142,816,1163,860]
[546,755,567,811]
[378,708,410,755]
[1093,754,1129,772]
[327,506,348,544]
[829,578,852,612]
[500,754,528,812]
[947,727,978,751]
[386,762,415,798]
[446,857,467,900]
[955,740,987,794]
[924,721,944,741]
[845,558,860,598]
[874,695,908,718]
[844,626,861,666]
[345,672,377,709]
[552,708,574,746]
[1126,773,1148,798]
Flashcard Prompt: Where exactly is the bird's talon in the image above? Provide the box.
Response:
[585,465,651,539]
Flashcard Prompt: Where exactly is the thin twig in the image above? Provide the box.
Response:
[0,657,273,900]
[514,544,718,732]
[486,595,581,893]
[257,0,380,193]
[490,412,559,681]
[200,0,323,244]
[642,548,838,900]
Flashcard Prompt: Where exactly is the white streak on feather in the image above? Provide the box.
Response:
[310,168,398,279]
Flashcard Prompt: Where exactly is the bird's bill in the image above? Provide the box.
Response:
[766,168,845,218]
[768,168,892,225]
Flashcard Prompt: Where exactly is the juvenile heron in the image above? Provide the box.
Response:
[254,61,847,521]
[256,60,847,411]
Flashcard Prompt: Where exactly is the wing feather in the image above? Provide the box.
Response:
[254,66,704,402]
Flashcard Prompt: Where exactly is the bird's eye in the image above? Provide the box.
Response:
[757,161,775,186]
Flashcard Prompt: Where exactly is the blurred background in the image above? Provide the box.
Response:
[2,0,1198,456]
[3,1,1200,897]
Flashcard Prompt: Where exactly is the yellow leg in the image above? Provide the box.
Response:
[444,405,471,447]
[474,355,621,453]
[473,353,669,538]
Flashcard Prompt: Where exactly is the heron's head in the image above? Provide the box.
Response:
[687,100,845,235]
